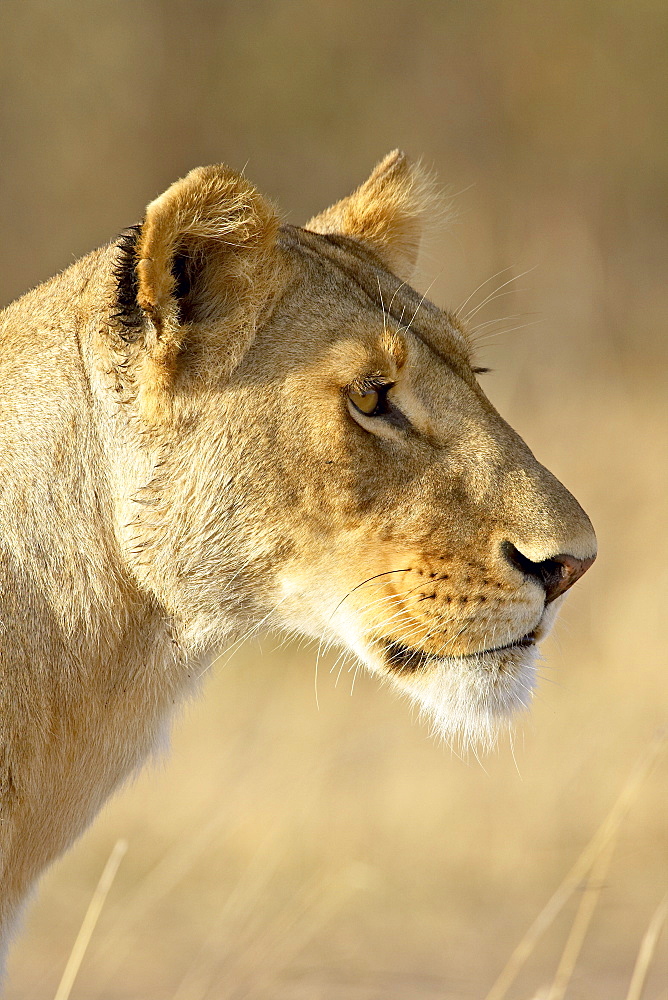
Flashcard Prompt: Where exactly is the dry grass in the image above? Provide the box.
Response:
[45,737,666,1000]
[7,602,666,998]
[1,2,666,997]
[53,841,128,1000]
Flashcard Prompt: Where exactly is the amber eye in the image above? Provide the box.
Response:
[348,387,381,415]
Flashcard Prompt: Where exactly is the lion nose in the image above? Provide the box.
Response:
[502,542,596,603]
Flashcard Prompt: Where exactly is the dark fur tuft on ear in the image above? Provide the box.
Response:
[170,245,206,325]
[112,225,143,340]
[112,165,280,422]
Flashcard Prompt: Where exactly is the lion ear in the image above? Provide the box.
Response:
[126,164,278,394]
[305,150,438,282]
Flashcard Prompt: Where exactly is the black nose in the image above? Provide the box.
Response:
[502,542,596,603]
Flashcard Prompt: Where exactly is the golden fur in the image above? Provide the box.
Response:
[0,151,596,953]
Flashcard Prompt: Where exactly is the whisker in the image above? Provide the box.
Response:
[400,277,438,336]
[469,311,537,334]
[463,265,537,323]
[376,276,387,336]
[464,288,529,325]
[455,265,517,316]
[386,278,409,317]
[469,319,541,346]
[313,569,411,709]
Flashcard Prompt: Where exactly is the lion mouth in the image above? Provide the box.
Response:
[384,631,537,673]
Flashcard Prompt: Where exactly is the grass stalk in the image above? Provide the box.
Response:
[53,839,128,1000]
[483,730,666,1000]
[625,894,668,1000]
[545,834,617,1000]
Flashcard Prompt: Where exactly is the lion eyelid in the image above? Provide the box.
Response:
[346,380,394,419]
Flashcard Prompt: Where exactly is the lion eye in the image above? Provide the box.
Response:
[348,387,381,415]
[347,382,394,420]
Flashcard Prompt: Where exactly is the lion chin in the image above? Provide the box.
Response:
[388,642,541,750]
[340,597,563,752]
[350,601,562,750]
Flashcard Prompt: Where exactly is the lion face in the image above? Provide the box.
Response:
[114,152,596,746]
[232,230,594,745]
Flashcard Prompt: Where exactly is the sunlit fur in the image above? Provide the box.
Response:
[400,646,540,750]
[0,152,596,954]
[324,594,562,752]
[417,599,561,748]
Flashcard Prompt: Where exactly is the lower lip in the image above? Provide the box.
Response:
[473,633,536,657]
[385,633,536,672]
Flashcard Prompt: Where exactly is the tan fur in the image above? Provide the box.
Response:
[0,153,596,955]
[306,149,439,281]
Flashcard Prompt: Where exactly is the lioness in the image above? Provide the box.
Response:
[0,152,595,952]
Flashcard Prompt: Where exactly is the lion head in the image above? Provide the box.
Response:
[105,151,596,746]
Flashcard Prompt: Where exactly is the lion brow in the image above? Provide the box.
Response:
[278,224,463,371]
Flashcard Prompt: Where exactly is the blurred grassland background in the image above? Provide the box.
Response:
[1,1,666,998]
